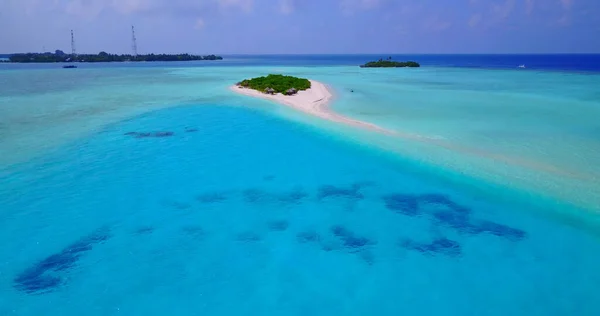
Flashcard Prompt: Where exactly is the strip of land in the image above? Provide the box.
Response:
[231,80,396,135]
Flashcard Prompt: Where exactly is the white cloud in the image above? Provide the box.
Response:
[194,18,206,30]
[218,0,254,12]
[468,13,483,27]
[340,0,383,15]
[557,0,573,27]
[279,0,294,14]
[492,0,516,20]
[361,0,381,9]
[110,0,149,15]
[423,15,452,32]
[524,0,535,14]
[65,0,106,20]
[557,15,570,26]
[106,0,255,16]
[560,0,573,10]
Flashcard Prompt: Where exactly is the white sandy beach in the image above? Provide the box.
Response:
[230,80,396,135]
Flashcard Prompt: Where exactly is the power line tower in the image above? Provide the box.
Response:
[71,30,76,57]
[131,25,138,59]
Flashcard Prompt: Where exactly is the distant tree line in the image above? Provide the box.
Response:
[360,57,420,68]
[8,50,223,63]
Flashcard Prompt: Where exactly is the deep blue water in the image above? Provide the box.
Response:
[1,54,599,72]
[1,105,600,315]
[227,54,600,71]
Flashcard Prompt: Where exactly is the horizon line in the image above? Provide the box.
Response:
[2,52,600,56]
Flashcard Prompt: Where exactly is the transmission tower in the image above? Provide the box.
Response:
[71,30,77,57]
[131,26,138,58]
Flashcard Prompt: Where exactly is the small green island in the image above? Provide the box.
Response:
[7,50,223,63]
[236,74,311,95]
[360,57,420,68]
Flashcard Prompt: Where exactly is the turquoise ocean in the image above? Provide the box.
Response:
[1,55,600,315]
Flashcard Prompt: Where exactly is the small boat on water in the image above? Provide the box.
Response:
[63,65,77,69]
[518,64,526,69]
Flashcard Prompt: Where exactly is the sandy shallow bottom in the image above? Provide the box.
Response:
[230,81,395,135]
[231,81,573,173]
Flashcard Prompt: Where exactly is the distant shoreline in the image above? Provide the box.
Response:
[6,52,223,63]
[2,60,224,64]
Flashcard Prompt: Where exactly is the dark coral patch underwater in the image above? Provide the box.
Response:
[124,131,174,138]
[277,188,309,204]
[330,225,375,251]
[236,232,262,242]
[401,238,462,257]
[318,185,364,200]
[13,227,111,295]
[471,220,526,241]
[297,231,320,243]
[383,193,526,242]
[383,194,420,216]
[432,211,526,241]
[135,226,154,235]
[433,211,472,231]
[161,200,192,210]
[241,187,309,205]
[295,226,377,263]
[196,192,228,204]
[419,194,468,211]
[383,193,470,217]
[243,189,269,203]
[263,175,276,181]
[267,220,290,232]
[181,225,205,239]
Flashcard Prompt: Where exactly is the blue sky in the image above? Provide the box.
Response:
[1,0,599,54]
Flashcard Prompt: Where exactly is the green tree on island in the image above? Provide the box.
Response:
[360,58,420,68]
[237,74,311,94]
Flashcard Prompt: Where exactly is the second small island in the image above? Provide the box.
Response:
[236,74,311,95]
[360,57,420,68]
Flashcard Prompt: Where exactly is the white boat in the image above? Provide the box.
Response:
[518,64,526,68]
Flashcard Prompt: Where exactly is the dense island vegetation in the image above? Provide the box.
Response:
[236,74,311,95]
[8,50,223,63]
[360,57,420,68]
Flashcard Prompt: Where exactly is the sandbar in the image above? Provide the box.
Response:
[230,80,395,135]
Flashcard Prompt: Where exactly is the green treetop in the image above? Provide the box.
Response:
[237,74,311,94]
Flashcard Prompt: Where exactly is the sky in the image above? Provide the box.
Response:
[1,0,599,54]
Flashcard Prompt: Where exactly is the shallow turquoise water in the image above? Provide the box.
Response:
[2,66,599,213]
[1,60,600,314]
[1,105,600,315]
[301,67,600,211]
